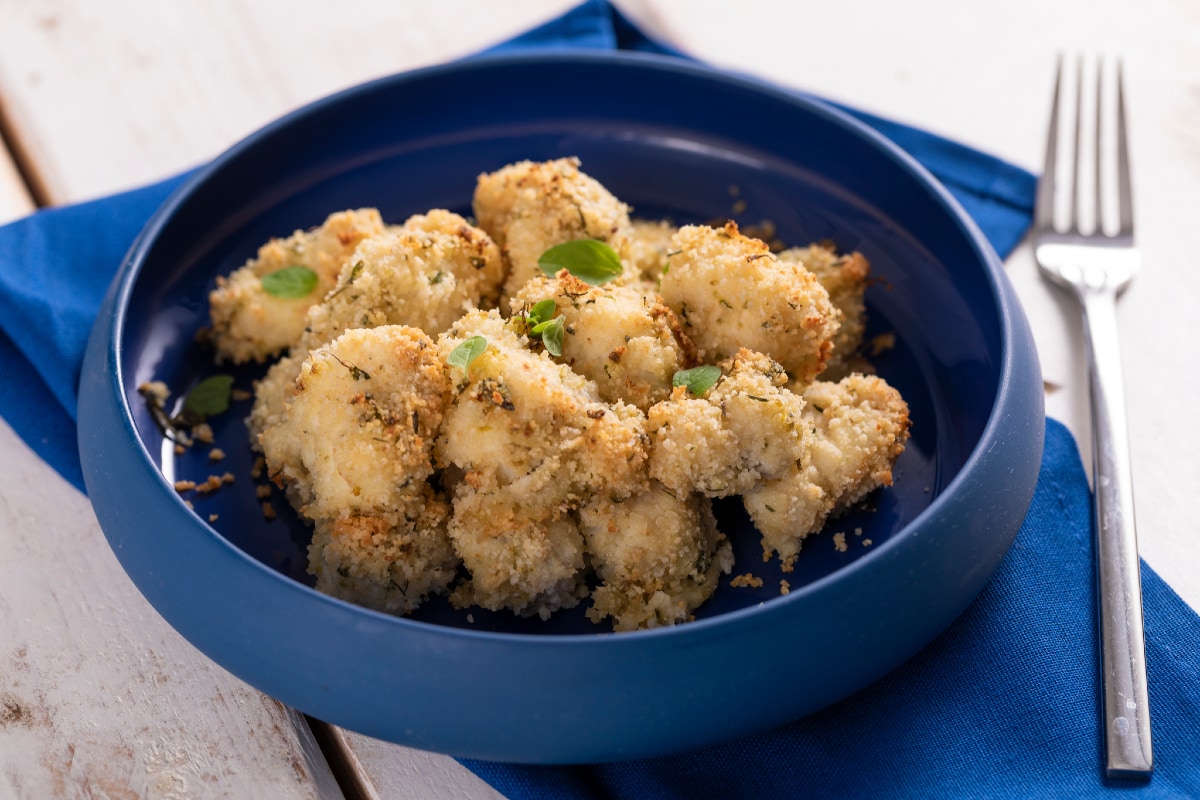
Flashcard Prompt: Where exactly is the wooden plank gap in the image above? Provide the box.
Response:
[306,718,383,800]
[0,93,53,208]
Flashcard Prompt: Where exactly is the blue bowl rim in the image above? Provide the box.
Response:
[97,49,1028,647]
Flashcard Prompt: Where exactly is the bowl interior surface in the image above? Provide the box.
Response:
[115,55,1002,636]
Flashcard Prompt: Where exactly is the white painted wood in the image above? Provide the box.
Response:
[0,419,343,799]
[338,731,507,800]
[0,0,576,205]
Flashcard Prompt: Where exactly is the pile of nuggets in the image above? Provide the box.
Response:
[206,158,911,632]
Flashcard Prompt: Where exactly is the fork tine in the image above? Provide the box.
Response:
[1033,55,1062,232]
[1069,55,1084,233]
[1115,60,1135,236]
[1095,58,1105,234]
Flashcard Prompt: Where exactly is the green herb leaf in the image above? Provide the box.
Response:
[672,365,722,397]
[537,239,623,285]
[184,374,235,418]
[447,336,487,371]
[261,265,319,298]
[539,317,565,357]
[528,298,558,325]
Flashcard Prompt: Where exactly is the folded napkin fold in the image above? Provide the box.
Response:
[0,0,1195,796]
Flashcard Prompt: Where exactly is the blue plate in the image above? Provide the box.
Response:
[78,52,1043,763]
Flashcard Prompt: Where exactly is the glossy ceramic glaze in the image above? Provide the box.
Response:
[78,52,1044,762]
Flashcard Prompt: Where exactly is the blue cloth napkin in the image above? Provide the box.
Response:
[0,1,1196,796]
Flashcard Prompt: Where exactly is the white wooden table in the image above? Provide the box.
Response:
[0,1,1196,796]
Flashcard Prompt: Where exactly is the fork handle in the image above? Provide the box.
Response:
[1080,286,1153,779]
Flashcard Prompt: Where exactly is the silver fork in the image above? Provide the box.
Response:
[1033,56,1152,779]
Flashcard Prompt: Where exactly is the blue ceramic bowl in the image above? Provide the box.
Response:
[78,52,1043,763]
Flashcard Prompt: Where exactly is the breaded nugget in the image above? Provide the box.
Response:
[778,243,871,379]
[447,488,588,619]
[435,309,650,615]
[435,309,649,507]
[260,324,450,518]
[246,210,502,444]
[307,484,457,615]
[472,158,635,300]
[510,272,696,411]
[580,485,733,631]
[209,208,385,363]
[743,373,910,566]
[658,222,840,384]
[258,324,458,613]
[303,209,505,348]
[647,349,810,497]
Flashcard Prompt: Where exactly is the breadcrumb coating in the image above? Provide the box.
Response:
[435,309,649,507]
[580,485,733,631]
[308,484,457,615]
[447,489,588,619]
[626,218,678,282]
[658,222,840,384]
[743,373,911,565]
[434,309,651,616]
[647,349,810,497]
[510,272,696,411]
[472,157,635,301]
[778,243,871,379]
[258,326,458,613]
[209,208,385,364]
[246,210,502,445]
[303,209,505,349]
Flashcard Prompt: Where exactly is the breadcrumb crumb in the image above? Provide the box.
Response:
[730,573,764,589]
[833,532,848,552]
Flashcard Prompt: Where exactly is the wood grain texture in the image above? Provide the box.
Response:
[0,420,343,799]
[0,0,576,205]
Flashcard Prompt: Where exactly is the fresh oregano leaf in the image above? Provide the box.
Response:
[672,365,722,397]
[447,336,487,371]
[261,265,319,298]
[539,317,565,357]
[537,239,622,285]
[528,298,558,325]
[183,374,235,418]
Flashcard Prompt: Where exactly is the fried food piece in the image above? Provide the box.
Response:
[302,209,505,348]
[246,210,503,445]
[510,272,696,411]
[778,243,871,379]
[658,222,840,384]
[447,489,588,619]
[743,373,911,566]
[307,485,457,615]
[647,349,810,497]
[258,325,458,613]
[209,208,385,363]
[626,218,678,283]
[472,157,635,300]
[434,309,650,615]
[580,485,733,631]
[435,309,649,506]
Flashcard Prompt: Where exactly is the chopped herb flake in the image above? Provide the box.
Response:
[261,265,318,298]
[538,239,622,285]
[448,336,487,371]
[184,374,235,418]
[673,365,722,397]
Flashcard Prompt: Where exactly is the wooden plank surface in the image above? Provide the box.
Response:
[0,0,1197,797]
[0,420,343,799]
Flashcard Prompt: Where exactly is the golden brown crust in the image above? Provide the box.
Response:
[658,222,841,384]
